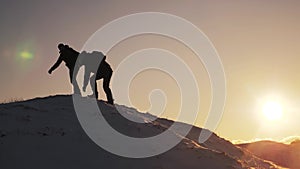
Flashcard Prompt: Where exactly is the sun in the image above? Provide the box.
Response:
[262,101,283,121]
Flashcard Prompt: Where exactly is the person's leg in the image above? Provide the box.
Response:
[103,72,114,104]
[69,69,73,84]
[69,69,80,94]
[90,74,98,99]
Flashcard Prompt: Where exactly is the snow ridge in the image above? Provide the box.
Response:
[0,95,282,169]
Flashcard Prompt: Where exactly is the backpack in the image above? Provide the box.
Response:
[80,51,109,73]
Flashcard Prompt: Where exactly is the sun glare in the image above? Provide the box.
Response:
[262,101,283,121]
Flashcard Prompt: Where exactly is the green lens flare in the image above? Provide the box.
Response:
[19,51,34,60]
[14,40,37,72]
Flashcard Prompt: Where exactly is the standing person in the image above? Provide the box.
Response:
[80,51,114,105]
[48,43,80,94]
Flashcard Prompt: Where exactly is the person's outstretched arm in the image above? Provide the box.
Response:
[48,56,63,74]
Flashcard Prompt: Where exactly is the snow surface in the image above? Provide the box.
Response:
[0,95,283,169]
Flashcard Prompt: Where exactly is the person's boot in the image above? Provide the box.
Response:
[106,92,114,105]
[87,94,96,98]
[107,99,114,105]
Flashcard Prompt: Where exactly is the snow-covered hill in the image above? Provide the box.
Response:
[0,95,282,169]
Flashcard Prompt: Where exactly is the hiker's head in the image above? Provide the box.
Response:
[58,43,65,51]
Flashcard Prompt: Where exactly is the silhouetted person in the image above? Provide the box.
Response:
[79,51,114,105]
[48,43,80,94]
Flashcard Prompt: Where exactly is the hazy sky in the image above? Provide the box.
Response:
[1,0,300,142]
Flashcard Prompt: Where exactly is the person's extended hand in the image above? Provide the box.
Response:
[82,85,87,92]
[48,69,52,74]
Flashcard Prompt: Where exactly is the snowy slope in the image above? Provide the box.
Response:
[0,95,282,169]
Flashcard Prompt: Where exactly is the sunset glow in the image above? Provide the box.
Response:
[262,101,283,121]
[1,0,300,143]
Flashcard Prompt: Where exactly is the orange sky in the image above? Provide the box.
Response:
[1,0,300,142]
